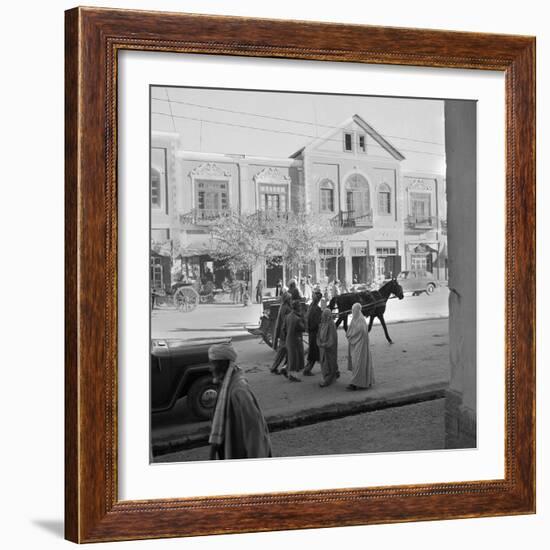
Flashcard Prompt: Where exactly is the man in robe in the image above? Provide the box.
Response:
[208,343,272,460]
[303,291,323,376]
[317,308,340,387]
[284,300,306,382]
[270,303,290,374]
[303,275,313,303]
[272,292,292,350]
[255,279,264,303]
[287,279,301,301]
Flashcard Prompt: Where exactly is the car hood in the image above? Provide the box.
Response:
[151,337,231,359]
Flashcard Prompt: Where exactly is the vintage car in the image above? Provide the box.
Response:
[395,270,438,295]
[151,338,229,420]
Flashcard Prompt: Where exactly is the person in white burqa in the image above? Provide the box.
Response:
[345,302,375,391]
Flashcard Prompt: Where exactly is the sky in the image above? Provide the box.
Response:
[151,86,447,174]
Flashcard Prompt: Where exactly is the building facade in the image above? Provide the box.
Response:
[151,115,447,294]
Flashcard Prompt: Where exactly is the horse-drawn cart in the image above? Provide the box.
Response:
[152,280,226,312]
[172,283,200,312]
[247,297,308,348]
[246,298,280,347]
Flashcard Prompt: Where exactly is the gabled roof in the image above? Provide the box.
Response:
[289,114,405,161]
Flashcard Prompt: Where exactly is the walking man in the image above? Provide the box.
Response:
[287,278,301,301]
[284,300,306,382]
[255,279,264,303]
[273,292,292,350]
[303,275,313,303]
[317,308,339,387]
[208,343,272,460]
[303,291,323,376]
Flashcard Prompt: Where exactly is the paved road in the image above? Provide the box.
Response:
[157,398,446,462]
[152,287,449,341]
[152,318,450,457]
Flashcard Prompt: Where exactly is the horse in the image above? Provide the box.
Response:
[328,279,404,343]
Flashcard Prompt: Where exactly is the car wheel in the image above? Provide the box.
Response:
[188,375,218,420]
[426,283,436,295]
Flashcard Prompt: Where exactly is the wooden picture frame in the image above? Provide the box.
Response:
[65,6,536,543]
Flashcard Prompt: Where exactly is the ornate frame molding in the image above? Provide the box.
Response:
[65,7,535,543]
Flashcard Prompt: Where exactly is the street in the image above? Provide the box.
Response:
[159,398,445,462]
[152,316,450,459]
[152,286,450,341]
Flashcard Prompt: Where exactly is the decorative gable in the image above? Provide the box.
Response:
[291,114,405,161]
[190,162,231,179]
[253,167,291,184]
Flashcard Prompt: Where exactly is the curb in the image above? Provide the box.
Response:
[152,383,447,456]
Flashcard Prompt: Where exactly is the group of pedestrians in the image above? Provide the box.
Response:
[205,278,375,461]
[269,279,375,390]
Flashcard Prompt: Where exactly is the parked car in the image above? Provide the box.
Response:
[395,270,438,295]
[151,338,229,420]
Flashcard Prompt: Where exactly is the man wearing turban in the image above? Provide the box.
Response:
[208,342,272,460]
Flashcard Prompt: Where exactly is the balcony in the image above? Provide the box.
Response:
[179,208,232,226]
[330,209,374,233]
[252,209,289,224]
[406,215,437,230]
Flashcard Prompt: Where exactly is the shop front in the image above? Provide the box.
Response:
[405,242,441,277]
[318,246,345,284]
[174,253,236,288]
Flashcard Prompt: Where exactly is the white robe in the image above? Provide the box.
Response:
[346,311,375,388]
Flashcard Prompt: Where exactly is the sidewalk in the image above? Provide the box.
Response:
[151,287,450,341]
[152,318,450,456]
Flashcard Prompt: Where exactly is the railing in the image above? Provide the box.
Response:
[253,209,289,223]
[406,215,437,229]
[179,208,232,225]
[330,209,373,230]
[179,208,289,227]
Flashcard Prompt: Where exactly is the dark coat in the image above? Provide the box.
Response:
[306,302,322,363]
[285,311,305,373]
[273,298,292,349]
[219,372,272,460]
[288,286,301,301]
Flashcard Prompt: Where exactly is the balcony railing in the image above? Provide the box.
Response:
[179,208,232,225]
[406,215,437,229]
[330,209,374,230]
[253,209,289,223]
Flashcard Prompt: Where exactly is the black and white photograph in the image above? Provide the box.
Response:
[149,86,476,462]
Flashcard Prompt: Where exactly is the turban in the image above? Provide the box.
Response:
[208,342,238,362]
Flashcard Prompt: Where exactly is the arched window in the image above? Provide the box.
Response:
[345,174,370,217]
[319,178,335,212]
[378,182,392,215]
[151,168,161,208]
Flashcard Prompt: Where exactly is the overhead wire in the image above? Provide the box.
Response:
[164,89,177,134]
[151,110,445,157]
[151,95,445,147]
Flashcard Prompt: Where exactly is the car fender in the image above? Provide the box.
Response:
[151,363,212,413]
